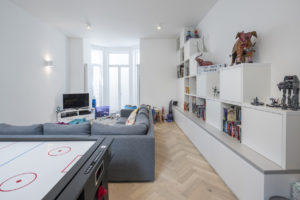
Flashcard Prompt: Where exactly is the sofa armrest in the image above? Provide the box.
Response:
[105,134,155,182]
[120,109,134,118]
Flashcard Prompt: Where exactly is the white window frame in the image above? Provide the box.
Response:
[106,48,133,111]
[90,46,139,111]
[90,46,104,106]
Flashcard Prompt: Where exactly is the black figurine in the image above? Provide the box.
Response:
[251,97,264,106]
[212,86,220,97]
[266,98,281,108]
[278,75,299,110]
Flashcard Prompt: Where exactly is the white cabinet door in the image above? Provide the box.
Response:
[206,99,222,130]
[189,56,197,76]
[197,73,207,97]
[220,67,242,103]
[242,107,283,167]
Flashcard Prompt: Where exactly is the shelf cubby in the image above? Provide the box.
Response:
[197,71,220,98]
[184,60,190,77]
[221,103,242,142]
[189,76,196,95]
[177,64,184,78]
[184,95,189,112]
[184,38,203,61]
[195,97,206,121]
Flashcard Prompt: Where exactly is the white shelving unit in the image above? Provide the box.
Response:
[175,27,300,199]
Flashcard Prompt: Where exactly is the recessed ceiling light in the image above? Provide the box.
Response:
[156,24,162,30]
[86,23,91,30]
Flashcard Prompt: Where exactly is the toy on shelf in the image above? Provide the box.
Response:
[195,54,213,66]
[278,75,299,110]
[193,30,199,38]
[230,31,257,66]
[251,97,264,106]
[212,86,220,97]
[266,98,281,108]
[186,30,192,41]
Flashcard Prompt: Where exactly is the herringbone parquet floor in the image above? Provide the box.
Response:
[109,122,237,200]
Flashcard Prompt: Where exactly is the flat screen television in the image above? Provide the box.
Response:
[63,93,89,109]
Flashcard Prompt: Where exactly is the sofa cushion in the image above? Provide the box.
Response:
[116,117,127,125]
[138,108,149,118]
[43,123,90,135]
[91,122,147,135]
[0,123,43,135]
[126,108,138,126]
[135,113,150,128]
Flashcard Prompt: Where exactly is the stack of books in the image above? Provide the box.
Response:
[177,65,184,78]
[197,105,206,121]
[223,106,242,142]
[184,101,189,112]
[192,98,197,114]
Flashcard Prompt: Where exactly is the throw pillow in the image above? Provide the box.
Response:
[125,108,138,126]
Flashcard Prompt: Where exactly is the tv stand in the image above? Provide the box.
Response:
[57,108,95,123]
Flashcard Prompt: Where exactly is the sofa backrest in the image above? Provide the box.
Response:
[0,123,43,135]
[91,122,148,135]
[43,123,90,135]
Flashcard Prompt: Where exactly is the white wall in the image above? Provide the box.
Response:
[140,38,177,110]
[198,0,300,97]
[0,0,67,125]
[68,38,85,93]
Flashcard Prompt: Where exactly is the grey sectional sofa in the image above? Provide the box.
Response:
[0,106,155,182]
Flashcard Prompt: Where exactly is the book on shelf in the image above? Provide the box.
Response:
[184,101,189,112]
[177,65,184,78]
[223,106,242,142]
[196,105,206,121]
[192,97,197,114]
[185,86,190,94]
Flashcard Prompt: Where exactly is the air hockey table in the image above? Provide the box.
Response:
[0,136,113,200]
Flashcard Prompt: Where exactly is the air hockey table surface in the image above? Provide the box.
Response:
[0,137,112,200]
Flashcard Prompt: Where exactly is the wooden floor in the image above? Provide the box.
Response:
[109,122,237,200]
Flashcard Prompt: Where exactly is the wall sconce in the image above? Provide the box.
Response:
[44,60,54,67]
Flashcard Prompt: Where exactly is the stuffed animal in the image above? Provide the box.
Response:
[230,31,257,66]
[195,55,213,66]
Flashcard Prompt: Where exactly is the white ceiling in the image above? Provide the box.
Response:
[10,0,217,47]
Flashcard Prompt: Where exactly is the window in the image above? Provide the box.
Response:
[91,49,103,106]
[109,53,129,65]
[108,52,130,112]
[91,47,139,112]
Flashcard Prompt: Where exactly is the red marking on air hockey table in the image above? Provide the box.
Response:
[0,172,37,192]
[0,142,16,151]
[61,155,83,173]
[48,146,71,156]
